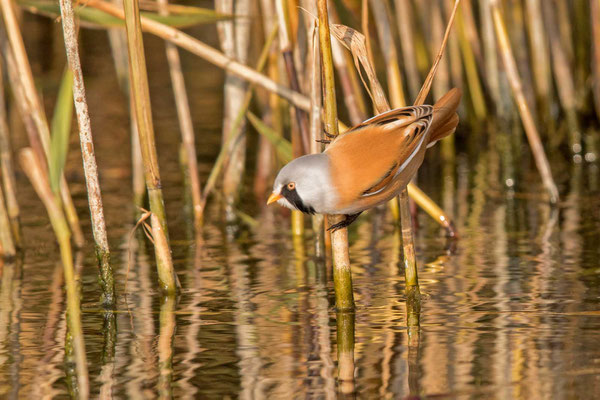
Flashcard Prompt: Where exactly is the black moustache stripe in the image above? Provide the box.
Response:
[281,186,315,215]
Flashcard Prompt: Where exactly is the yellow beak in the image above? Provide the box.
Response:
[267,192,283,205]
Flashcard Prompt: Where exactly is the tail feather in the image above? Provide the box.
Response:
[429,88,462,145]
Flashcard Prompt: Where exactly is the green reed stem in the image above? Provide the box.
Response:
[318,0,354,312]
[123,0,179,294]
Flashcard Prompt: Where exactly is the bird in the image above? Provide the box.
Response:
[267,88,462,231]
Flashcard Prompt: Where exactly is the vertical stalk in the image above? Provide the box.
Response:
[395,0,422,100]
[0,184,14,257]
[370,0,406,108]
[0,61,19,247]
[491,0,560,203]
[592,0,600,122]
[122,0,179,293]
[318,0,354,312]
[156,0,203,229]
[19,148,88,399]
[541,1,582,156]
[305,8,325,258]
[59,0,115,306]
[217,0,251,220]
[0,0,84,247]
[276,0,307,236]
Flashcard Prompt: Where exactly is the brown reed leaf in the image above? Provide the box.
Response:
[330,24,390,113]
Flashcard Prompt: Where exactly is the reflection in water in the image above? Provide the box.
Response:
[1,17,599,400]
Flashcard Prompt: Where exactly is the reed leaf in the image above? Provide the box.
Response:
[49,68,73,194]
[246,112,292,162]
[19,0,233,29]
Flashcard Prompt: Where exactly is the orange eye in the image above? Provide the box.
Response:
[287,182,296,190]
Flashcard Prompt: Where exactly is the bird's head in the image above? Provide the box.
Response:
[267,154,336,214]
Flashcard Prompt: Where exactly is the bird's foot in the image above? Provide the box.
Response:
[327,212,362,232]
[323,130,337,139]
[316,139,331,144]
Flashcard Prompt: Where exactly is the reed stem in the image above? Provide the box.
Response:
[18,148,89,398]
[318,0,354,312]
[0,184,14,257]
[156,0,203,229]
[59,0,115,306]
[0,61,19,247]
[122,0,179,293]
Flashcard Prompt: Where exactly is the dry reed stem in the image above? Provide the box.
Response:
[0,0,85,247]
[415,0,460,105]
[407,183,456,237]
[541,1,582,155]
[592,0,600,121]
[370,0,406,108]
[59,0,115,305]
[430,1,450,101]
[0,185,15,257]
[480,0,501,110]
[456,3,486,119]
[276,0,310,154]
[0,61,20,246]
[306,9,325,257]
[395,0,421,100]
[156,0,203,230]
[524,0,551,111]
[318,0,354,312]
[491,0,559,203]
[122,0,179,293]
[18,148,89,398]
[218,0,251,219]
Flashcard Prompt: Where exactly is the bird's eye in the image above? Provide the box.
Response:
[287,182,296,190]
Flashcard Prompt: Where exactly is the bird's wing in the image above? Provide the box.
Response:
[325,106,433,213]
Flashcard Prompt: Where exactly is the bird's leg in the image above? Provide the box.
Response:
[327,212,363,232]
[316,139,331,144]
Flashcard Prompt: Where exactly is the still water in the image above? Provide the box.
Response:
[0,14,599,400]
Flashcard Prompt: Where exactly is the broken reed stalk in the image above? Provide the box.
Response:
[407,183,456,237]
[491,0,559,204]
[156,0,203,230]
[0,62,19,247]
[59,0,115,306]
[318,0,354,312]
[18,148,89,398]
[0,0,85,247]
[122,0,179,293]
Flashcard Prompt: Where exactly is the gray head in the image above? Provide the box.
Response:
[267,154,337,214]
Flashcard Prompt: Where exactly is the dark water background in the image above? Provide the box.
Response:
[0,12,599,400]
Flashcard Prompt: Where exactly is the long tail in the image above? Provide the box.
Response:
[428,88,462,146]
